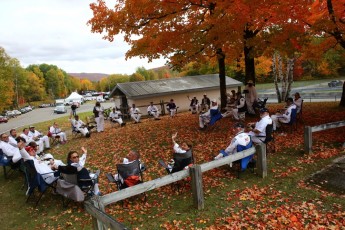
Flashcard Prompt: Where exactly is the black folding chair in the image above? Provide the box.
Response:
[281,108,297,133]
[23,160,58,208]
[258,124,275,153]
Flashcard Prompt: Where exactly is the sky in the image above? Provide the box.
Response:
[0,0,167,75]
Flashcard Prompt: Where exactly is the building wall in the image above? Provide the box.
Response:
[113,87,239,114]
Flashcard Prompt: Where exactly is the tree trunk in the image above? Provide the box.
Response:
[272,53,282,103]
[286,58,295,100]
[217,48,227,110]
[340,82,345,107]
[243,29,256,84]
[278,54,286,101]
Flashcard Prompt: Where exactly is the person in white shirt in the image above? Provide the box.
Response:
[244,80,258,115]
[20,128,45,153]
[147,102,160,120]
[167,132,193,173]
[271,97,297,131]
[247,108,273,143]
[28,126,50,150]
[214,122,252,160]
[70,115,90,137]
[109,107,125,126]
[0,133,22,163]
[8,129,18,147]
[199,99,222,129]
[129,104,141,123]
[49,122,67,144]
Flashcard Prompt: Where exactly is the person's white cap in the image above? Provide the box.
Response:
[211,99,217,103]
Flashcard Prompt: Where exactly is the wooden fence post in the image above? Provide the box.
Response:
[256,143,267,178]
[160,100,165,115]
[304,126,312,154]
[190,165,204,210]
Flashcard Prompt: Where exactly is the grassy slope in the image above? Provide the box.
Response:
[0,102,344,229]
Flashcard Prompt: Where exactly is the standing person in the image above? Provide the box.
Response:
[129,104,141,123]
[71,103,77,116]
[244,80,258,115]
[187,95,199,114]
[166,99,177,118]
[147,102,160,120]
[247,108,272,143]
[49,122,68,144]
[109,107,126,126]
[200,94,211,113]
[93,101,104,132]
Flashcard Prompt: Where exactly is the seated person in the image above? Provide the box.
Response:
[247,108,272,144]
[24,145,59,184]
[293,92,303,113]
[271,97,297,131]
[147,102,160,120]
[167,132,193,173]
[187,95,199,114]
[9,129,19,147]
[28,141,65,167]
[129,104,141,123]
[69,115,90,137]
[55,147,100,195]
[49,122,67,144]
[200,94,211,113]
[232,92,247,120]
[0,133,22,164]
[113,149,145,184]
[166,99,177,118]
[28,125,50,150]
[214,122,253,170]
[199,99,222,130]
[109,107,126,126]
[20,128,45,154]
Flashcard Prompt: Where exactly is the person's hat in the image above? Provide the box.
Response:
[25,146,35,152]
[29,125,35,128]
[203,93,207,95]
[234,122,245,128]
[42,153,54,161]
[247,80,254,84]
[211,99,217,103]
[259,108,269,113]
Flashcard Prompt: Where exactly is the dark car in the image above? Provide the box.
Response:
[328,80,343,87]
[0,116,8,123]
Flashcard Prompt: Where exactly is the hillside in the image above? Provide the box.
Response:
[68,73,109,82]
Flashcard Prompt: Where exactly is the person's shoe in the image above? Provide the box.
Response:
[168,159,175,167]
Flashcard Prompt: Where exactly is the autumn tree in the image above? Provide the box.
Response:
[129,73,145,82]
[88,0,310,109]
[307,0,345,106]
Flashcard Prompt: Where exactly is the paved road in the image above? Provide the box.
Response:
[0,102,115,134]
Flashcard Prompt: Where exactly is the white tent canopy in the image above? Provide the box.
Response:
[65,92,84,101]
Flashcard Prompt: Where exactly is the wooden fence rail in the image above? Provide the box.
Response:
[304,120,345,153]
[88,144,267,229]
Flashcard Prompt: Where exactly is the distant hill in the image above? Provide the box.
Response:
[68,73,109,82]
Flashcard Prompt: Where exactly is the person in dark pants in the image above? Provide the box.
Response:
[71,103,77,116]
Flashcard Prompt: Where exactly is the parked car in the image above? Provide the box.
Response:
[0,116,8,123]
[20,108,28,114]
[12,110,22,116]
[328,80,343,87]
[54,105,67,114]
[6,111,16,118]
[39,103,51,108]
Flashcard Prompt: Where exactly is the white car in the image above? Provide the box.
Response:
[54,105,67,114]
[96,97,106,102]
[12,110,22,115]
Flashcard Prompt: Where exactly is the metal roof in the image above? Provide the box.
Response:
[111,74,243,99]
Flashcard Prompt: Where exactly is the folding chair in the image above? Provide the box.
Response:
[71,125,83,138]
[23,160,58,208]
[47,127,60,145]
[60,172,95,196]
[281,108,297,133]
[0,149,21,179]
[232,139,255,178]
[257,124,275,153]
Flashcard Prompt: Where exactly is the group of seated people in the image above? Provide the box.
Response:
[187,94,211,114]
